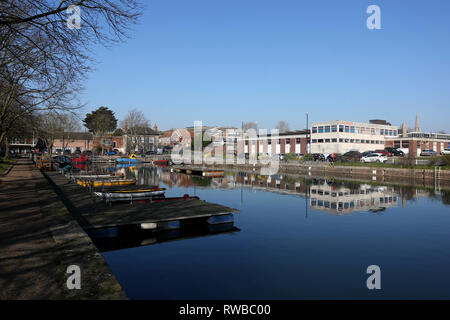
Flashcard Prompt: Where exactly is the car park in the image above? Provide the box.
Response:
[360,153,388,163]
[312,153,326,161]
[420,149,437,156]
[374,149,392,157]
[385,148,404,157]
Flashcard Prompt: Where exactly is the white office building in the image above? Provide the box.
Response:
[310,120,399,154]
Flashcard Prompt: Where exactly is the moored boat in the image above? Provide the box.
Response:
[77,179,136,188]
[94,187,166,199]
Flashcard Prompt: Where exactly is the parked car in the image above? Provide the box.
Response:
[312,153,326,161]
[360,153,388,163]
[74,149,81,155]
[420,149,437,157]
[146,150,157,155]
[385,148,404,157]
[106,150,117,156]
[374,149,392,157]
[362,150,375,157]
[440,148,450,155]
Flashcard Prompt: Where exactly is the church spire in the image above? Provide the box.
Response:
[414,112,421,132]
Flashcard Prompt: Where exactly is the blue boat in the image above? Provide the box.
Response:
[115,158,138,163]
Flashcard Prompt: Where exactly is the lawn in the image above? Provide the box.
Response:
[0,157,14,175]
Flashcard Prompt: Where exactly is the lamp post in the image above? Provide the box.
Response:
[306,113,309,154]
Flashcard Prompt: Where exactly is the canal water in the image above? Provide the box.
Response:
[91,165,450,299]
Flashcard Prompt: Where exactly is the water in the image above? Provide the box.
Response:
[91,166,450,299]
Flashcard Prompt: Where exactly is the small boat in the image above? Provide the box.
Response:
[94,187,166,199]
[71,155,88,164]
[152,159,170,166]
[116,158,138,163]
[77,179,136,188]
[68,174,118,180]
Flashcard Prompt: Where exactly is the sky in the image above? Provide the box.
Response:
[80,0,450,132]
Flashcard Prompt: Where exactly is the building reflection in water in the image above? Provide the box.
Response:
[101,165,448,215]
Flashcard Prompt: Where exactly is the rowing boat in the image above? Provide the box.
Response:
[77,179,136,187]
[94,187,166,199]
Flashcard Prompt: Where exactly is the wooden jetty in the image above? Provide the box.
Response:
[45,171,239,231]
[171,166,224,177]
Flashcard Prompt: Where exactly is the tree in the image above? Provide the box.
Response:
[113,128,124,136]
[84,106,117,154]
[0,0,142,147]
[120,109,151,152]
[242,122,258,131]
[275,121,290,133]
[38,112,80,155]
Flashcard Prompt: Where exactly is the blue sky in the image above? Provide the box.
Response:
[80,0,450,132]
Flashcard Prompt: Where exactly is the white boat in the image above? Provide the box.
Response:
[94,188,166,199]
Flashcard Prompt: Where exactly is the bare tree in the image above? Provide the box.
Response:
[0,0,142,146]
[37,112,80,155]
[121,109,151,153]
[242,122,258,131]
[275,121,290,133]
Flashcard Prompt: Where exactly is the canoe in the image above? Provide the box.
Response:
[68,174,116,180]
[116,158,138,163]
[94,188,166,199]
[77,179,136,188]
[153,159,169,165]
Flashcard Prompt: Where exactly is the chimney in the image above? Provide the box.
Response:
[402,122,407,138]
[153,123,158,132]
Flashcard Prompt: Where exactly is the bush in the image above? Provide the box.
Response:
[301,154,314,162]
[284,153,299,161]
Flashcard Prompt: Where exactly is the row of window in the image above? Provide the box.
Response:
[245,138,302,145]
[312,138,384,144]
[312,125,397,136]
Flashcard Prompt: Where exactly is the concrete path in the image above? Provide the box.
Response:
[0,159,65,299]
[0,159,126,299]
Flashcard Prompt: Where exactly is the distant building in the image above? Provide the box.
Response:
[124,127,160,154]
[52,132,93,154]
[310,120,399,154]
[240,129,310,156]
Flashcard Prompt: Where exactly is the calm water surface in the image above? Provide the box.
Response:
[91,166,450,299]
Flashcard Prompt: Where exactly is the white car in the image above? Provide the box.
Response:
[441,149,450,155]
[360,153,387,163]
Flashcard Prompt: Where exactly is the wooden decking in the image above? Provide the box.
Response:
[171,166,224,177]
[45,171,239,230]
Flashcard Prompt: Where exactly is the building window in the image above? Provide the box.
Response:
[350,139,354,143]
[339,138,343,142]
[286,138,291,144]
[296,138,301,144]
[332,125,337,132]
[312,139,318,143]
[332,138,337,142]
[318,126,324,133]
[339,125,344,132]
[402,141,409,148]
[245,140,248,145]
[268,140,272,145]
[318,139,324,143]
[325,126,331,133]
[325,139,330,143]
[113,141,117,148]
[344,139,349,143]
[350,126,355,133]
[277,139,281,144]
[394,141,400,148]
[380,129,384,135]
[345,126,349,133]
[312,127,317,133]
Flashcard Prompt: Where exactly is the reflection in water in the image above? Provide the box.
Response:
[103,165,448,214]
[91,165,450,299]
[89,221,240,253]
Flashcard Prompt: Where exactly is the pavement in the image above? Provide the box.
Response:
[0,159,126,300]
